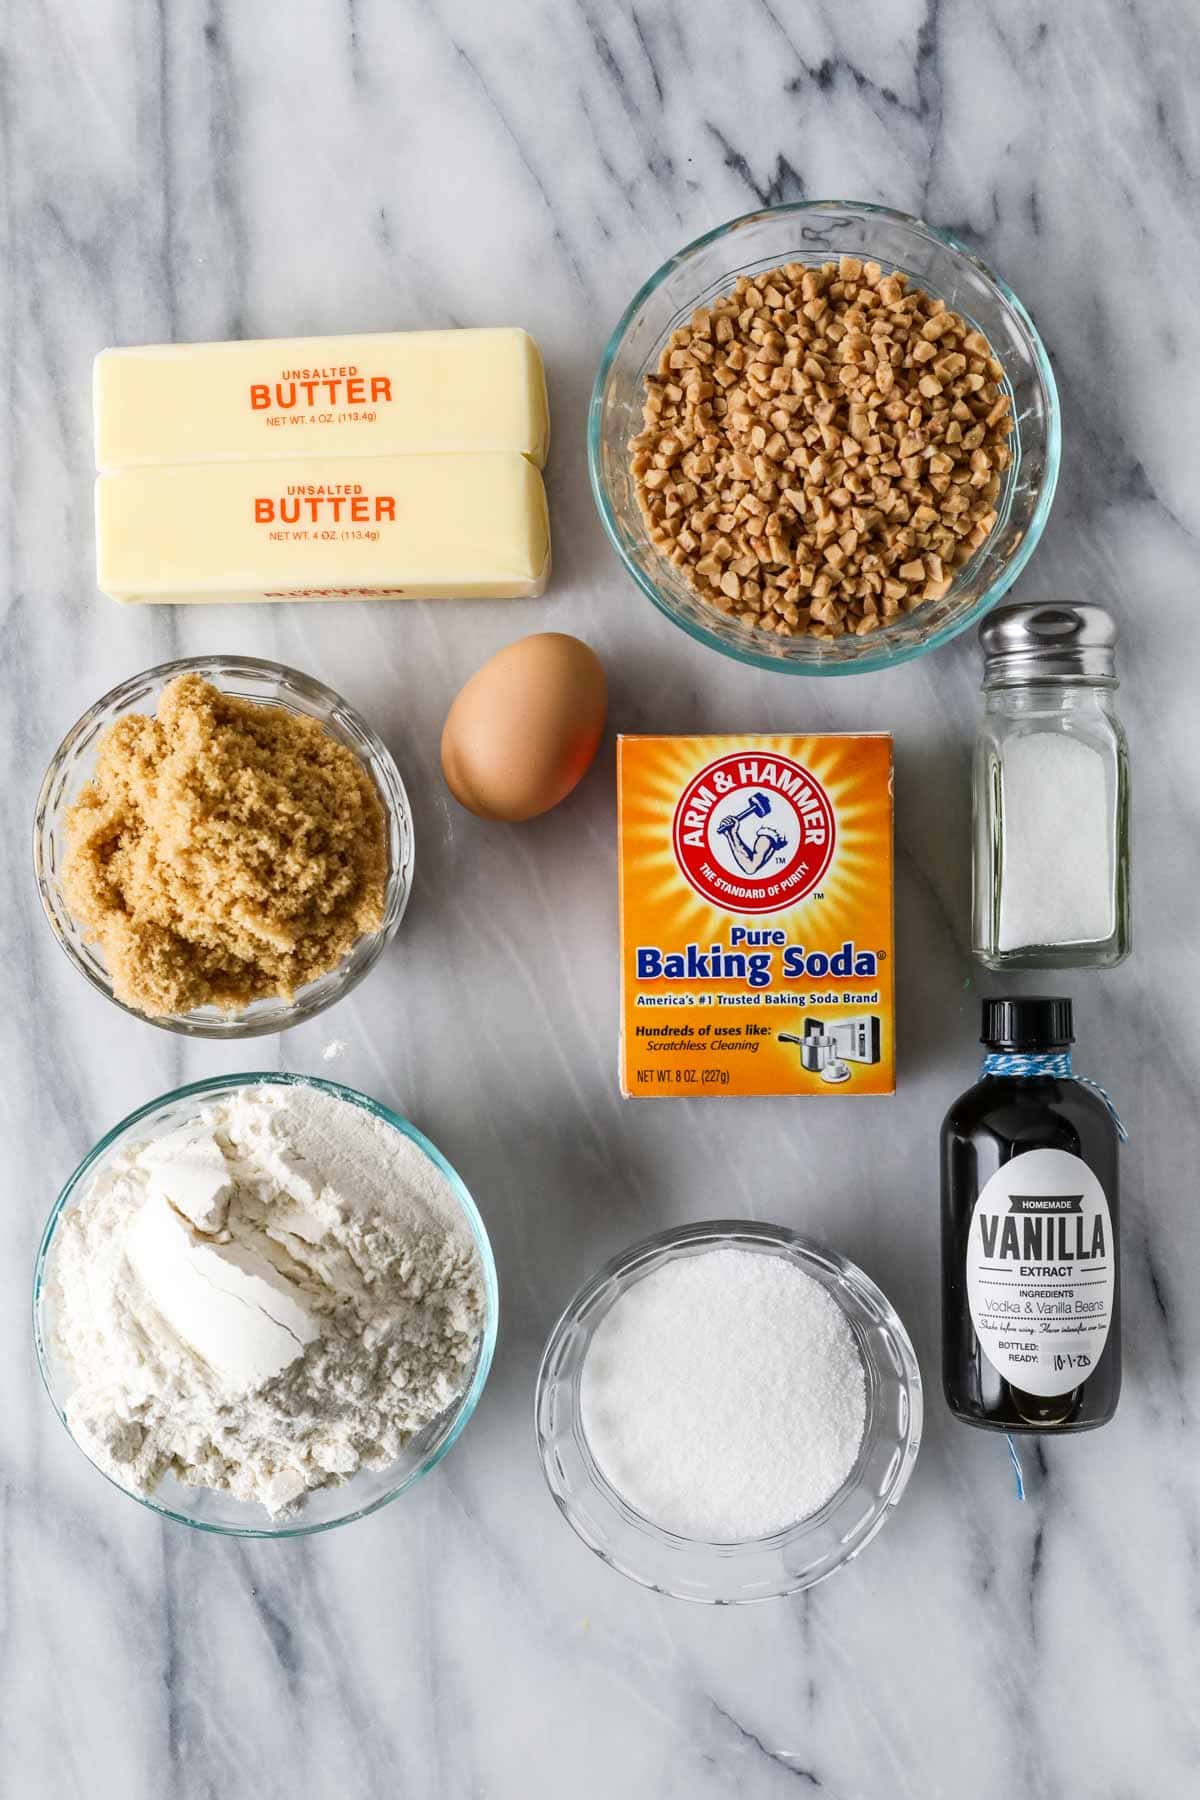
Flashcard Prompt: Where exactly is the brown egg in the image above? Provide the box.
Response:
[441,633,608,822]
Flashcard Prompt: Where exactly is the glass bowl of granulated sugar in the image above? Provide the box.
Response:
[535,1220,921,1602]
[34,1073,498,1537]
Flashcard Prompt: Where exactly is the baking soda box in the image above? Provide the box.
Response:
[618,734,895,1097]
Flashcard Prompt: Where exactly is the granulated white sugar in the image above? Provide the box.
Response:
[580,1247,867,1541]
[999,731,1114,950]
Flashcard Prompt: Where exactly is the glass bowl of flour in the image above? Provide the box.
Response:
[34,1074,498,1537]
[535,1221,921,1602]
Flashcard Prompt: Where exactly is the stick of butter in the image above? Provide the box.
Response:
[94,327,549,471]
[95,452,551,603]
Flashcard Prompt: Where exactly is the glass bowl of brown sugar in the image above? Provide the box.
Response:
[33,654,414,1038]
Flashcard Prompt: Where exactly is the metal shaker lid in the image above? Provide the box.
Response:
[980,602,1118,685]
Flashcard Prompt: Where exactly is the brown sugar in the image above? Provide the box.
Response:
[62,674,388,1016]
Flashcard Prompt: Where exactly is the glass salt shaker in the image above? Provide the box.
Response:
[972,602,1130,969]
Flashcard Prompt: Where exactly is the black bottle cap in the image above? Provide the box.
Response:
[981,996,1074,1052]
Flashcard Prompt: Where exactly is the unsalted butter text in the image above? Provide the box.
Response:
[253,483,396,524]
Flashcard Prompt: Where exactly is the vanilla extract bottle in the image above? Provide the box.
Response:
[942,997,1121,1432]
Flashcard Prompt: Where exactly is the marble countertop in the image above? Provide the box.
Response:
[4,3,1199,1795]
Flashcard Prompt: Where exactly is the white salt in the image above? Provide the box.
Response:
[580,1247,867,1541]
[998,731,1114,950]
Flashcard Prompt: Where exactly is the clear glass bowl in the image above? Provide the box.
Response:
[33,654,414,1038]
[33,1072,499,1538]
[535,1220,922,1602]
[589,200,1060,676]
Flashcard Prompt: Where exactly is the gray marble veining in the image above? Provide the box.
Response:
[3,2,1199,1795]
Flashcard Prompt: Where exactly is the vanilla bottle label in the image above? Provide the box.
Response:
[966,1147,1115,1398]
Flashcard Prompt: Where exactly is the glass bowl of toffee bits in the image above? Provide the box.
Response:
[33,654,414,1038]
[589,200,1060,675]
[535,1221,922,1603]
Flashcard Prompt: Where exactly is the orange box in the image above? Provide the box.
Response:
[618,734,895,1098]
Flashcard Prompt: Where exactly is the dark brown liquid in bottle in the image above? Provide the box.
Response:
[942,1069,1121,1433]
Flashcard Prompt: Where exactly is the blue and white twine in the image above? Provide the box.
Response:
[981,1049,1128,1143]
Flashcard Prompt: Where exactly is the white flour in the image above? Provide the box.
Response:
[48,1084,485,1516]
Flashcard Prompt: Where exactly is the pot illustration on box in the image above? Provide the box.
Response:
[779,1014,882,1085]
